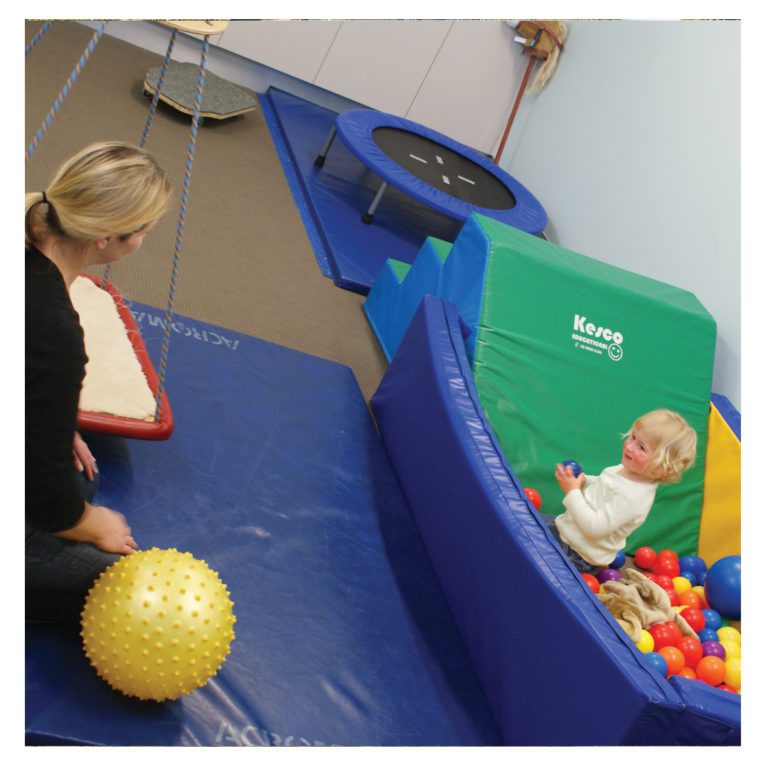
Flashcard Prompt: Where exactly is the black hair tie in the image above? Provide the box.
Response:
[41,190,48,204]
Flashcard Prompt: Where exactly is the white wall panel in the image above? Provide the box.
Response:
[407,20,524,154]
[217,20,342,83]
[313,20,452,115]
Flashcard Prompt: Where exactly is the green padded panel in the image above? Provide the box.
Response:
[472,216,716,555]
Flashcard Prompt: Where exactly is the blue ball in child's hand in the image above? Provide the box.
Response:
[561,459,582,477]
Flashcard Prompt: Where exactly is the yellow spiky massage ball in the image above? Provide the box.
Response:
[81,547,236,702]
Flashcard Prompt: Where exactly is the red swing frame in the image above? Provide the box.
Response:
[76,274,174,440]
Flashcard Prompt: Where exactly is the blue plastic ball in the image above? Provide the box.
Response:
[644,652,668,677]
[610,550,626,569]
[680,570,697,586]
[698,627,719,643]
[680,555,707,576]
[701,608,723,631]
[704,555,741,619]
[561,459,582,477]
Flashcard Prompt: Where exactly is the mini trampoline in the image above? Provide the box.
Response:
[315,109,547,234]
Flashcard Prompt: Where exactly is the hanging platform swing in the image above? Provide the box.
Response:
[26,20,226,440]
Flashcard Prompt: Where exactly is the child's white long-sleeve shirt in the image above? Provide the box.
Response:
[555,464,659,567]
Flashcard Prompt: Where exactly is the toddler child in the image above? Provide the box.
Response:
[541,409,697,575]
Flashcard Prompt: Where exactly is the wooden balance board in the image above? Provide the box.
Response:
[145,20,257,121]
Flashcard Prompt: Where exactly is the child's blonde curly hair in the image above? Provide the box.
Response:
[625,409,697,484]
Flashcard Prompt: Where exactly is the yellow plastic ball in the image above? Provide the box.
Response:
[724,657,741,690]
[635,630,654,654]
[672,576,693,595]
[717,626,741,646]
[81,547,236,702]
[720,639,741,660]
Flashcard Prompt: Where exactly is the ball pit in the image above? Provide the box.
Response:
[627,545,741,694]
[81,548,237,702]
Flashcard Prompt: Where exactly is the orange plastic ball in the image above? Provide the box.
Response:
[692,586,710,608]
[658,646,685,677]
[678,589,703,610]
[675,666,697,680]
[696,656,726,686]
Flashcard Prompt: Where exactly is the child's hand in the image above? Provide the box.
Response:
[555,464,586,494]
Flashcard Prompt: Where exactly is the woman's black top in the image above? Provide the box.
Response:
[25,245,87,532]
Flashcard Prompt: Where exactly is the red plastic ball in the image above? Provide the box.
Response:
[663,586,680,607]
[524,487,542,511]
[654,574,674,590]
[664,621,683,645]
[653,558,680,578]
[658,646,685,677]
[680,607,706,634]
[581,573,599,594]
[696,656,726,686]
[634,546,657,570]
[649,623,678,650]
[718,684,739,694]
[658,549,679,562]
[677,636,704,668]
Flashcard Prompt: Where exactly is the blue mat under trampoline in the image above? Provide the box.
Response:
[25,304,501,746]
[261,87,466,294]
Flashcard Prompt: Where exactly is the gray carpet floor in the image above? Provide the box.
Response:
[25,20,387,402]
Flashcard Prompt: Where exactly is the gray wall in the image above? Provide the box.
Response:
[500,20,740,408]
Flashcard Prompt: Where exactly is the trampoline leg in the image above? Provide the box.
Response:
[362,181,389,224]
[314,125,337,167]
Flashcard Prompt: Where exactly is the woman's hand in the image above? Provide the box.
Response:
[73,431,98,481]
[56,502,137,555]
[555,464,586,495]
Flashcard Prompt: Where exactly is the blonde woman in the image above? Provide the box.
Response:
[26,142,172,622]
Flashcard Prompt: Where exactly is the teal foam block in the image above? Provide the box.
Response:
[364,218,490,363]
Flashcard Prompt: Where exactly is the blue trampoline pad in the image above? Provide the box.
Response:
[25,304,501,746]
[334,109,548,232]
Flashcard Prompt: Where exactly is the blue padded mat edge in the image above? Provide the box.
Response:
[26,302,501,746]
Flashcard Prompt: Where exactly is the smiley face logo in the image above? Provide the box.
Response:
[608,343,623,362]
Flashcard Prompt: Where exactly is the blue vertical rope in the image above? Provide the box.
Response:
[25,21,52,57]
[25,21,107,162]
[154,35,210,417]
[139,28,178,149]
[103,27,179,289]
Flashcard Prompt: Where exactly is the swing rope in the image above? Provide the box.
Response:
[25,21,53,57]
[102,27,179,288]
[26,21,107,163]
[153,35,210,418]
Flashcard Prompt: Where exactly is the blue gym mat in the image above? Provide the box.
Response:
[260,87,462,294]
[25,303,501,746]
